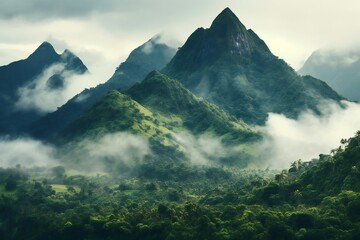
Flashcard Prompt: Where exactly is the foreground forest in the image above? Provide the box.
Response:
[1,132,360,240]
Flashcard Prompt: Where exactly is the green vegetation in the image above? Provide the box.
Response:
[1,132,360,239]
[164,8,343,124]
[58,90,176,146]
[1,7,358,240]
[55,72,261,172]
[127,70,258,143]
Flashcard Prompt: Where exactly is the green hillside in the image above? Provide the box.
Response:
[127,71,258,143]
[57,71,261,170]
[291,131,360,200]
[58,90,175,148]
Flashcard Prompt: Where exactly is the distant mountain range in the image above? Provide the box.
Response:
[0,42,87,134]
[26,37,177,139]
[299,49,360,102]
[25,8,347,169]
[0,8,348,168]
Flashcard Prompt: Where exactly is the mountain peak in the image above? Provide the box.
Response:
[36,41,57,54]
[135,71,180,92]
[127,71,194,115]
[61,49,79,61]
[164,8,343,124]
[28,41,59,61]
[145,70,162,79]
[39,41,53,47]
[210,7,247,34]
[164,8,254,73]
[60,49,88,74]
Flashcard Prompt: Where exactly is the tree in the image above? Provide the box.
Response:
[275,170,288,183]
[5,175,17,191]
[52,166,66,179]
[355,130,360,138]
[290,159,303,172]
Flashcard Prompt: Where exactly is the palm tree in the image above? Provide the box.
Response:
[275,170,288,183]
[330,149,337,156]
[290,161,298,170]
[356,130,360,138]
[290,159,303,171]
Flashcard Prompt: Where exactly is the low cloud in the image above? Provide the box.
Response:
[307,48,360,67]
[15,63,67,112]
[83,132,151,166]
[61,132,151,173]
[140,33,180,55]
[175,133,224,165]
[14,61,108,113]
[0,132,151,172]
[3,99,359,172]
[257,101,360,169]
[174,132,246,166]
[141,40,155,55]
[0,137,57,168]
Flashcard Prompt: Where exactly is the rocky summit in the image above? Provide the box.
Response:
[164,8,343,124]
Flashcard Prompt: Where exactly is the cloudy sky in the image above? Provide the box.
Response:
[1,0,360,85]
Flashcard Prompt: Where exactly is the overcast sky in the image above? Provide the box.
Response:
[1,0,360,85]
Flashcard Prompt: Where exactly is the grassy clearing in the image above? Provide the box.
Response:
[51,184,80,193]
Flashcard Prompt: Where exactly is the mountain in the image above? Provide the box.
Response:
[127,71,257,143]
[58,70,258,144]
[0,42,87,134]
[56,71,260,169]
[299,49,360,102]
[106,35,178,90]
[57,90,175,144]
[163,8,343,124]
[27,37,177,139]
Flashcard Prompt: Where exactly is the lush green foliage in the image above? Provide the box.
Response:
[1,132,360,239]
[127,70,258,143]
[55,72,261,171]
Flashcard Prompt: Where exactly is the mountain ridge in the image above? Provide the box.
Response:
[27,37,177,139]
[0,41,87,134]
[127,70,257,142]
[164,8,343,124]
[299,49,360,101]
